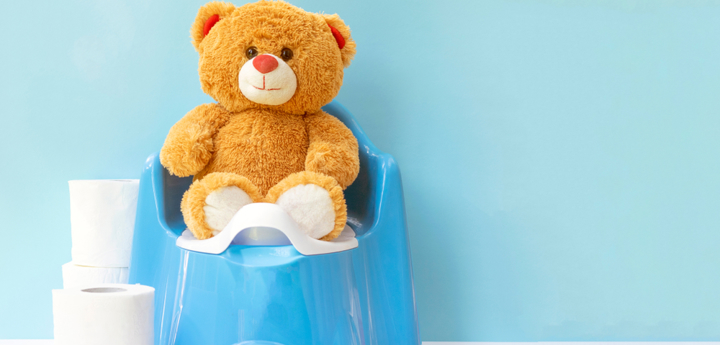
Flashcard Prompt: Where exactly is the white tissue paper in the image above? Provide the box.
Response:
[62,262,129,289]
[53,284,154,345]
[69,179,139,267]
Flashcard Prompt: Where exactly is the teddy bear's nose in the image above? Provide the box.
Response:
[252,55,279,74]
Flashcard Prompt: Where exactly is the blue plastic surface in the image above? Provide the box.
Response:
[128,101,420,345]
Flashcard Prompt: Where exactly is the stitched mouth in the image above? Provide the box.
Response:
[253,85,281,91]
[252,75,281,91]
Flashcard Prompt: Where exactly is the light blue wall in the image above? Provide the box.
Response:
[1,0,719,341]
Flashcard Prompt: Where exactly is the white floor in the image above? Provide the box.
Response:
[0,340,720,345]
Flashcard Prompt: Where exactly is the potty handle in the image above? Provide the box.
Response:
[176,203,358,256]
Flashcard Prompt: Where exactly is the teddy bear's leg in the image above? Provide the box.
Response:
[265,171,347,241]
[181,172,262,239]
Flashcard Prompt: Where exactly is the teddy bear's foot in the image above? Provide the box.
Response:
[204,186,252,236]
[265,171,347,241]
[181,172,262,240]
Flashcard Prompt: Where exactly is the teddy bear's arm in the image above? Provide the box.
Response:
[160,103,230,177]
[304,111,360,189]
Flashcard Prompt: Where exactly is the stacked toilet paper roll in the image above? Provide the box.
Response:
[63,179,139,288]
[54,180,151,343]
[53,284,154,345]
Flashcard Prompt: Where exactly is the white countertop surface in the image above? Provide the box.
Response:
[0,339,720,345]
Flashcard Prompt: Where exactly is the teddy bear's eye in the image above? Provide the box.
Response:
[280,48,293,61]
[246,47,258,59]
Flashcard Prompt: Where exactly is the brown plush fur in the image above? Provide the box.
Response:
[304,112,359,189]
[160,103,230,177]
[160,0,359,241]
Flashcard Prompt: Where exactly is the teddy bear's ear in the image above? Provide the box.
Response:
[321,14,356,68]
[190,1,236,51]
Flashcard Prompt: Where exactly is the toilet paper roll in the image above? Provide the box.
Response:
[53,284,154,345]
[62,262,129,289]
[69,179,139,267]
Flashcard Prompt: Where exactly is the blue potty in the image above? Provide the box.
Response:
[128,101,420,345]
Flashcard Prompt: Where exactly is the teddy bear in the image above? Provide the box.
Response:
[159,0,359,242]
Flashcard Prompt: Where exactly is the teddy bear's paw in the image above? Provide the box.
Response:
[274,184,336,239]
[204,186,253,236]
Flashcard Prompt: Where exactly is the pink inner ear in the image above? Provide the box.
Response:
[328,24,346,49]
[204,14,220,36]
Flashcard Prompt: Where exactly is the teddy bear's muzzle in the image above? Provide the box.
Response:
[238,54,298,106]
